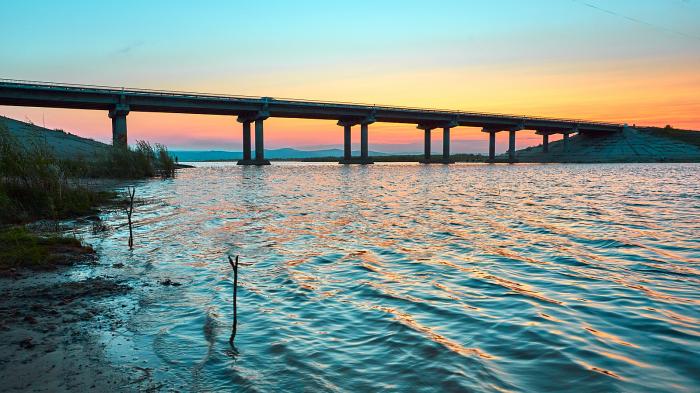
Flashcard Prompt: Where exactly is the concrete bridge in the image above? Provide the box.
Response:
[0,79,624,165]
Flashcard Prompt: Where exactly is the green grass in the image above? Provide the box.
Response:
[0,124,175,224]
[0,125,116,223]
[0,124,177,270]
[0,226,94,270]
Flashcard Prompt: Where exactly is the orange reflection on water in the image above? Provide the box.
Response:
[370,304,494,360]
[598,350,649,369]
[584,326,638,348]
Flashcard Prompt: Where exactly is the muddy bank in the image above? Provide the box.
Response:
[0,269,164,392]
[0,206,172,392]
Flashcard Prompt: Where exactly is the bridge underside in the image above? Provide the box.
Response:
[0,80,624,164]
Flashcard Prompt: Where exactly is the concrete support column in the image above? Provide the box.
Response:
[488,131,496,162]
[542,133,549,153]
[360,123,369,161]
[442,127,450,162]
[344,125,352,161]
[563,132,570,152]
[424,129,432,160]
[255,119,266,163]
[108,105,129,148]
[242,121,252,161]
[508,130,516,162]
[237,112,269,165]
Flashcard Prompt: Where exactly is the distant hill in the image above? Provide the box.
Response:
[0,115,109,160]
[171,148,391,161]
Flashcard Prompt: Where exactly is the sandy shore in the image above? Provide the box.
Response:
[0,260,161,391]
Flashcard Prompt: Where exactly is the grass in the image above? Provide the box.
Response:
[640,126,700,148]
[0,123,175,269]
[0,124,176,224]
[0,125,114,223]
[0,226,94,271]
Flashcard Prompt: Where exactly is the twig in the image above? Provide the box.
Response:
[228,255,239,346]
[126,187,136,249]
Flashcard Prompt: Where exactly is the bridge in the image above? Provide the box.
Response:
[0,79,624,165]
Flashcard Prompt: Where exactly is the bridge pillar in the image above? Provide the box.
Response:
[237,112,270,165]
[108,105,129,148]
[562,132,570,152]
[254,119,270,165]
[360,123,370,162]
[338,119,372,164]
[420,128,432,162]
[242,121,252,161]
[488,130,496,162]
[419,121,456,163]
[344,125,352,161]
[442,127,452,163]
[542,133,549,153]
[508,129,516,162]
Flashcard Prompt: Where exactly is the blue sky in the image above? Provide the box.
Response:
[1,0,698,151]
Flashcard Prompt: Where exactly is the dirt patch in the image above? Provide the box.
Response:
[0,274,161,391]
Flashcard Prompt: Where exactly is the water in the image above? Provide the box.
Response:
[83,162,700,392]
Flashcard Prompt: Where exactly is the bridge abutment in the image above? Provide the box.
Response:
[108,105,129,148]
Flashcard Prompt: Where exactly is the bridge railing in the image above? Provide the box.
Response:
[0,78,622,127]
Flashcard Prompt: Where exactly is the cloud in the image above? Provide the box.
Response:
[114,41,145,55]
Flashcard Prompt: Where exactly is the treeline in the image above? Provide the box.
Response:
[0,124,175,224]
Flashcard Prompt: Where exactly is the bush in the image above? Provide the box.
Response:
[82,140,175,179]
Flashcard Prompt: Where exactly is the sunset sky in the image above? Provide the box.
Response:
[1,0,699,153]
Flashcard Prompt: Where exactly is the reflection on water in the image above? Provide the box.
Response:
[84,162,699,392]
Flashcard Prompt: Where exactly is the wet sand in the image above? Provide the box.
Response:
[0,265,159,391]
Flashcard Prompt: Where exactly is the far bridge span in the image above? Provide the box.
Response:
[0,79,624,164]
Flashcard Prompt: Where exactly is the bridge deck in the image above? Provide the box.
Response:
[0,79,622,133]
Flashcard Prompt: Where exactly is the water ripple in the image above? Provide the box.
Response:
[83,162,700,392]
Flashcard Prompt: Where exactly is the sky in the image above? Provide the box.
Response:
[1,0,699,153]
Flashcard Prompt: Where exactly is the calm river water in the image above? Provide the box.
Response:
[82,162,699,392]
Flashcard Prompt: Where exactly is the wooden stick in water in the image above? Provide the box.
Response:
[228,255,239,346]
[126,187,136,249]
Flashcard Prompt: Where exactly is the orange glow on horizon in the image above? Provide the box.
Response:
[2,59,698,152]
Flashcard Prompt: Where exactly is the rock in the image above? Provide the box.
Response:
[19,337,35,349]
[160,279,182,287]
[23,315,38,324]
[112,263,125,268]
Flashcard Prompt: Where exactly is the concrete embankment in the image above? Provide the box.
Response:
[513,127,700,163]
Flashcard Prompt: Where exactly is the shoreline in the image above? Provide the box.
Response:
[0,188,163,391]
[186,157,700,164]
